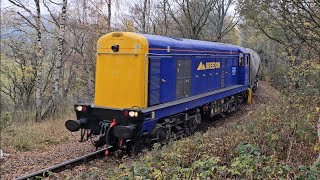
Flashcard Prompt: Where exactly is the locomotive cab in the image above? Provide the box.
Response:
[95,32,149,109]
[66,33,150,150]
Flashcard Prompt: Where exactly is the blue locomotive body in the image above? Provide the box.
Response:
[141,34,251,133]
[65,32,258,153]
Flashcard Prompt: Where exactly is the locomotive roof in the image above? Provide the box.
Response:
[141,34,248,54]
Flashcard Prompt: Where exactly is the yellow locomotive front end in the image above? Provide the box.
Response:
[94,32,149,109]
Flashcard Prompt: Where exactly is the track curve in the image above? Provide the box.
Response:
[15,148,108,180]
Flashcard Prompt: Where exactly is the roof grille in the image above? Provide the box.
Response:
[112,33,123,37]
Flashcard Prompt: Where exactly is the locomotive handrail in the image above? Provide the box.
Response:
[142,84,245,113]
[147,53,240,57]
[97,52,140,55]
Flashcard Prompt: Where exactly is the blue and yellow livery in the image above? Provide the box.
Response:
[65,32,260,154]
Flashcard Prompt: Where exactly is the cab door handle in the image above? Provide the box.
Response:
[161,79,166,83]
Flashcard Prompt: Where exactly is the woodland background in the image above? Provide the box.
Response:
[1,0,319,121]
[0,0,320,178]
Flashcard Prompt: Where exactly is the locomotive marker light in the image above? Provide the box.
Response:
[123,110,129,116]
[76,105,87,112]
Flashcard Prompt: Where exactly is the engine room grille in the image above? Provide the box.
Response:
[176,59,192,99]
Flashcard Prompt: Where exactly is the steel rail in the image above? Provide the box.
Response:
[15,148,108,180]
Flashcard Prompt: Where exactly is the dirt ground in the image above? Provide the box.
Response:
[0,81,280,180]
[0,133,96,179]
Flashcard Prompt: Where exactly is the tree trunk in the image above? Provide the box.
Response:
[52,0,68,104]
[314,114,320,167]
[163,0,168,35]
[87,75,94,101]
[142,0,148,33]
[107,0,111,31]
[83,0,87,22]
[34,0,43,121]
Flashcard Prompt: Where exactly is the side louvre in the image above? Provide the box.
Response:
[176,59,192,99]
[148,58,161,106]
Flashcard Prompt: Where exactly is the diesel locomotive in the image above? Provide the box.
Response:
[65,32,260,154]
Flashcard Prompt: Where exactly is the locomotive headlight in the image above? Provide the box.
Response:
[128,111,139,117]
[128,111,135,117]
[76,105,83,112]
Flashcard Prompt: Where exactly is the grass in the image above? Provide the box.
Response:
[1,113,74,151]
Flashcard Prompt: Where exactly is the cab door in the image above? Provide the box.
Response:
[238,53,251,86]
[148,57,175,106]
[160,57,176,103]
[244,54,250,86]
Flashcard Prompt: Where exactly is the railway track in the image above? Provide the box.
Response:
[15,147,109,180]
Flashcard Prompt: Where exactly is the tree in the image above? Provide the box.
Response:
[238,0,320,62]
[0,38,36,115]
[43,0,68,113]
[128,0,152,33]
[7,0,45,121]
[206,0,239,41]
[167,0,215,39]
[86,0,115,33]
[106,0,112,31]
[239,0,320,167]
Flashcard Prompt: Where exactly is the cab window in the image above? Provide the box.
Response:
[239,56,244,66]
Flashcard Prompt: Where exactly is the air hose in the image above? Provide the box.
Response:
[104,119,116,156]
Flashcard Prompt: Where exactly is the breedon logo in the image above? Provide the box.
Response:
[197,61,221,71]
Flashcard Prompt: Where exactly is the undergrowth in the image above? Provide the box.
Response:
[101,93,318,179]
[69,91,319,179]
[1,114,74,151]
[79,62,320,179]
